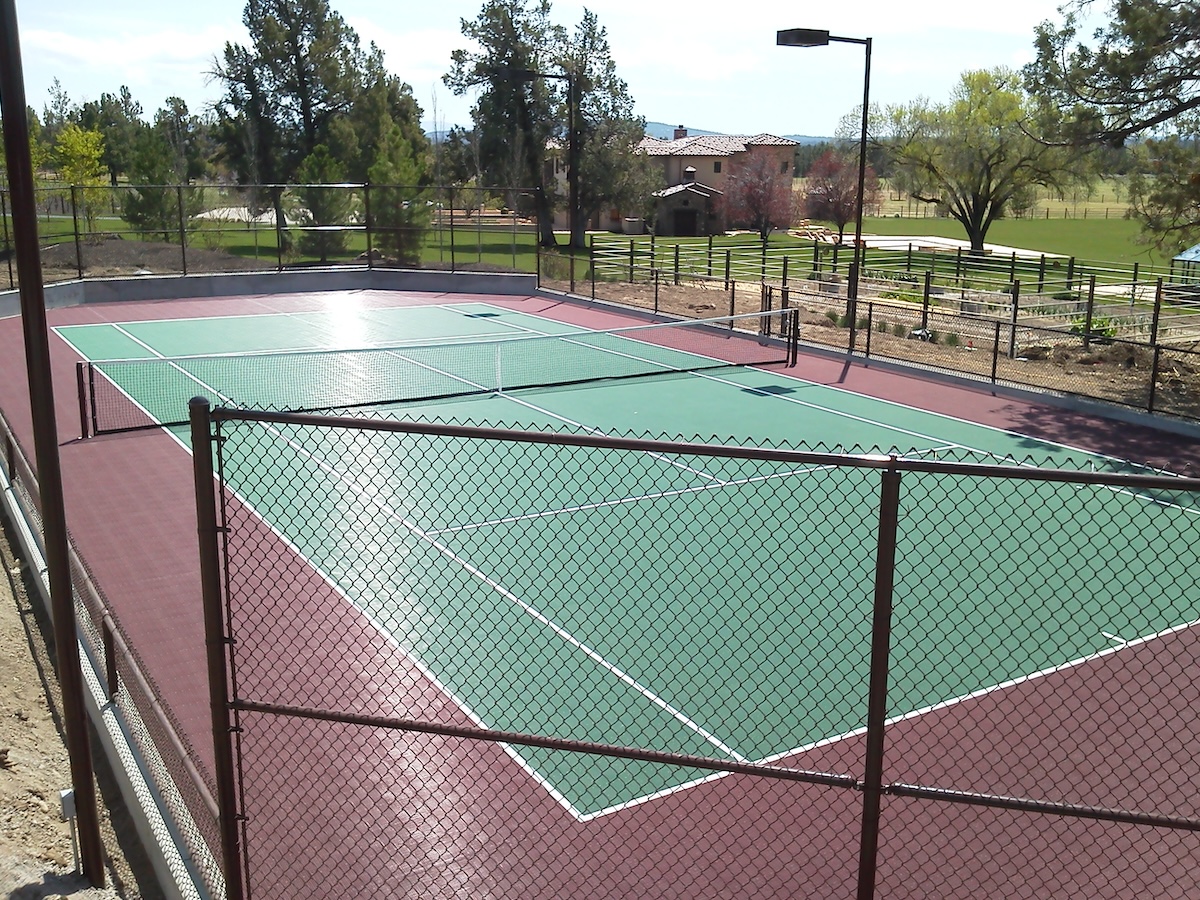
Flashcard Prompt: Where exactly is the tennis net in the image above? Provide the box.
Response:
[78,308,800,436]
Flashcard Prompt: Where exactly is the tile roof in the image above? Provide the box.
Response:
[638,133,798,157]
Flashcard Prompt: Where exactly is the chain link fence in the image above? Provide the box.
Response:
[1,183,544,287]
[193,405,1200,899]
[1,408,224,897]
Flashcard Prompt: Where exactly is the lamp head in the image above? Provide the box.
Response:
[776,28,831,47]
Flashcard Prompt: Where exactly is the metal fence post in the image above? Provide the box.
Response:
[674,243,680,286]
[590,234,596,301]
[1083,275,1097,350]
[921,272,931,331]
[991,320,1001,383]
[2,189,14,288]
[1009,279,1021,359]
[189,398,246,900]
[1037,254,1046,294]
[856,463,902,900]
[176,185,188,276]
[70,184,83,279]
[724,249,731,290]
[1148,346,1162,413]
[364,182,373,269]
[1150,278,1163,346]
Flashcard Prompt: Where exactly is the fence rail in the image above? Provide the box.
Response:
[192,404,1200,899]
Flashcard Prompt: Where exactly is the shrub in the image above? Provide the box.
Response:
[892,323,907,337]
[1068,314,1118,342]
[876,319,890,333]
[945,332,960,347]
[825,310,840,324]
[857,316,871,330]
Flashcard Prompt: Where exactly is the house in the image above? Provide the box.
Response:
[639,127,798,236]
[543,126,798,237]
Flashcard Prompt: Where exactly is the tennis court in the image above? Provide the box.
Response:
[55,297,1200,829]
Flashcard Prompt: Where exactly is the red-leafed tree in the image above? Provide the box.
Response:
[719,151,799,240]
[805,150,880,244]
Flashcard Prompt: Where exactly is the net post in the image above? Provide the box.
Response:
[856,463,902,900]
[729,279,736,325]
[790,308,800,366]
[189,397,246,900]
[75,362,89,439]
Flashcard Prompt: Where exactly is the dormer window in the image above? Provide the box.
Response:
[683,165,697,183]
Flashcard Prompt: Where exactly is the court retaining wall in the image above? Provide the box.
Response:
[0,267,540,317]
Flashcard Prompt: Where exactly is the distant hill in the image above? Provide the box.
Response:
[644,121,829,143]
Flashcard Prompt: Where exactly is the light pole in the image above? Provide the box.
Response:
[497,66,580,249]
[777,28,872,345]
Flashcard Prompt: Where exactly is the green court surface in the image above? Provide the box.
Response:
[56,301,1200,819]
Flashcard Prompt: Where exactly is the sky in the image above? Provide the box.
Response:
[14,0,1078,138]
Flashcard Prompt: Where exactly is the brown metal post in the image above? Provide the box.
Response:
[189,398,246,900]
[0,1,105,882]
[1150,278,1163,346]
[1083,275,1097,350]
[363,182,373,269]
[1,188,13,287]
[856,464,902,900]
[1009,279,1021,359]
[176,185,188,276]
[921,272,931,331]
[70,184,83,279]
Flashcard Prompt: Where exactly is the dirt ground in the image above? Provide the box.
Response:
[0,518,163,900]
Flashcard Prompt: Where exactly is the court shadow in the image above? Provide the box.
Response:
[741,384,801,397]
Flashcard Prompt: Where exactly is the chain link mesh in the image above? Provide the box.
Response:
[207,410,1200,899]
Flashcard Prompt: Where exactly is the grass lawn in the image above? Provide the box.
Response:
[860,216,1173,270]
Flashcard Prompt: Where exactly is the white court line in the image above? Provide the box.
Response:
[246,420,750,766]
[425,463,837,537]
[118,342,747,817]
[73,300,1200,820]
[579,613,1200,821]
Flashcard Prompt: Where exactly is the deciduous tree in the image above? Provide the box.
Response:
[53,123,107,231]
[804,149,880,244]
[720,151,799,241]
[879,68,1089,253]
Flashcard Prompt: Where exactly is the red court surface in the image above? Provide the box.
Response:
[3,285,1200,899]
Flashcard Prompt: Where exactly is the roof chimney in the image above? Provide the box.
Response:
[673,125,688,140]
